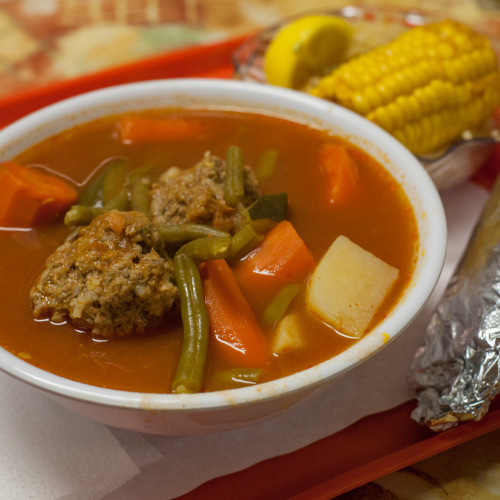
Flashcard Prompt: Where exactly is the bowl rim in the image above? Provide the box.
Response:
[0,78,447,411]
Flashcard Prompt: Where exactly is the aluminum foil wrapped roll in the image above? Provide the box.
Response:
[410,173,500,431]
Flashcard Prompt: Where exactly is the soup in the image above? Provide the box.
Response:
[0,108,417,393]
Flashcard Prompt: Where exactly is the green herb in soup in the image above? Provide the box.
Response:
[0,109,418,393]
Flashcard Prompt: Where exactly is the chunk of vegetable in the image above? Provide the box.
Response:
[64,187,130,226]
[224,145,245,208]
[210,368,263,389]
[228,224,264,260]
[272,312,305,355]
[129,174,151,215]
[262,283,302,326]
[64,205,96,226]
[101,158,129,205]
[172,252,210,394]
[247,192,288,222]
[0,162,78,228]
[309,19,500,156]
[320,143,359,205]
[177,236,232,262]
[171,236,234,393]
[232,220,315,310]
[118,115,205,144]
[159,224,230,244]
[78,166,108,206]
[306,235,399,337]
[200,259,269,368]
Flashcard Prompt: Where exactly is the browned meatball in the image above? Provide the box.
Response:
[150,151,260,234]
[30,210,177,337]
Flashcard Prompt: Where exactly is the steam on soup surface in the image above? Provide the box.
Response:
[0,108,418,393]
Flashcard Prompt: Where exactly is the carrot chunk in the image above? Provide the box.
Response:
[0,162,78,228]
[232,220,315,311]
[320,143,359,205]
[200,259,269,368]
[118,115,205,144]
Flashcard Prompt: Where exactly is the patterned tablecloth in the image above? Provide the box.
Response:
[1,0,499,96]
[1,1,500,499]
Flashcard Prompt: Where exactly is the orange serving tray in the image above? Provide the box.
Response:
[1,36,500,500]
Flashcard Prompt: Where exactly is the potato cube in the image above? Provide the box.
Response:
[306,235,399,338]
[272,312,304,355]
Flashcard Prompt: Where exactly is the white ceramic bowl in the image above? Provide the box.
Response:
[0,78,446,435]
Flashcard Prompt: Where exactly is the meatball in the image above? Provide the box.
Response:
[150,151,260,234]
[30,210,178,337]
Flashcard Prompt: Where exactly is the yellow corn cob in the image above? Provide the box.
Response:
[309,20,500,156]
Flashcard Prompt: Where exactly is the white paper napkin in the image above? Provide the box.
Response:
[0,182,488,500]
[0,376,139,500]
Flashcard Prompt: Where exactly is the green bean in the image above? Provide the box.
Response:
[158,224,230,244]
[212,368,263,389]
[101,158,129,205]
[224,145,245,207]
[262,283,302,326]
[78,158,130,207]
[130,176,151,215]
[64,205,109,226]
[171,252,210,394]
[228,224,264,259]
[250,218,277,234]
[103,187,129,212]
[64,205,95,226]
[126,166,150,185]
[65,187,129,226]
[256,148,278,180]
[177,236,231,262]
[78,168,108,206]
[247,192,288,222]
[171,236,234,393]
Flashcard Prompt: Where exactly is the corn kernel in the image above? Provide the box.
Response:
[351,92,372,115]
[386,101,405,129]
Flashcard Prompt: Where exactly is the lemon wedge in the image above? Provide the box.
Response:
[264,15,353,89]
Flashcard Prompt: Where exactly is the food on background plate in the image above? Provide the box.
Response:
[310,20,500,156]
[263,16,500,156]
[264,15,354,90]
[0,108,418,394]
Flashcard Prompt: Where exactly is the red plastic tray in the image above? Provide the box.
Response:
[1,35,500,500]
[0,36,244,129]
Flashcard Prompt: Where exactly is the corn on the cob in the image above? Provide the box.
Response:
[309,20,500,156]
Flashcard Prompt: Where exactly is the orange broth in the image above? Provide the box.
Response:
[0,109,418,393]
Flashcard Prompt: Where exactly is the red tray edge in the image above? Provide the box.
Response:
[0,34,248,129]
[292,404,500,499]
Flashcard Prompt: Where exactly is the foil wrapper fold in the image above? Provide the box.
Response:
[410,175,500,431]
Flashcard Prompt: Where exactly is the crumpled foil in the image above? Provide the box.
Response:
[409,174,500,432]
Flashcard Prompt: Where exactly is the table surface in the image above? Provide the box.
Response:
[2,1,500,499]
